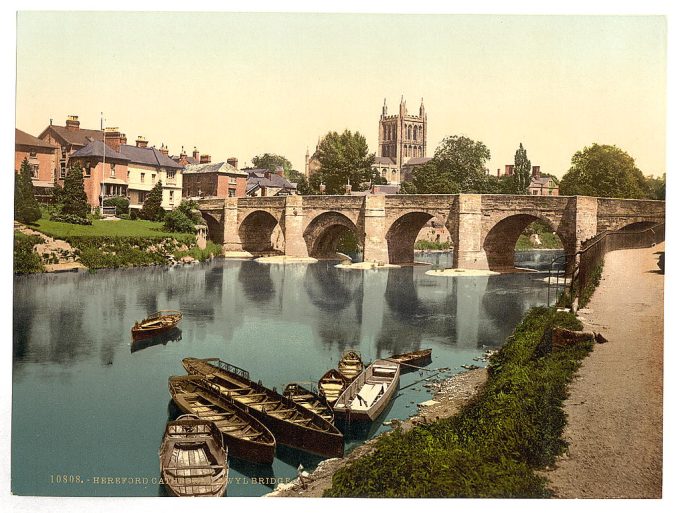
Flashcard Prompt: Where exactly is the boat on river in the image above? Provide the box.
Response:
[318,369,349,406]
[132,310,182,339]
[130,327,182,353]
[283,382,334,423]
[386,348,433,370]
[333,359,400,422]
[337,350,363,382]
[168,375,276,465]
[158,414,228,497]
[182,357,344,459]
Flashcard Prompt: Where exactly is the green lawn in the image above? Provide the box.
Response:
[33,218,182,239]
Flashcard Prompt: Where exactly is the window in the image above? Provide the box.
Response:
[29,150,37,158]
[167,170,176,180]
[229,176,237,185]
[152,174,156,183]
[84,165,91,178]
[139,191,147,203]
[127,170,130,180]
[141,173,145,183]
[110,163,116,177]
[31,165,39,178]
[228,188,236,197]
[532,189,538,195]
[169,190,174,200]
[60,162,66,178]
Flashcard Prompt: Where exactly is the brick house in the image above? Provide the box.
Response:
[502,164,560,196]
[183,160,248,199]
[15,128,60,201]
[246,168,297,197]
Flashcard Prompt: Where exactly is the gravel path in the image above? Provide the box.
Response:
[543,243,664,498]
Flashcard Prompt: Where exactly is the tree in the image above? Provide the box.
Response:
[560,144,647,199]
[14,157,42,224]
[61,162,90,219]
[139,181,165,221]
[645,173,665,200]
[411,135,490,194]
[251,153,293,176]
[513,143,531,194]
[315,130,375,194]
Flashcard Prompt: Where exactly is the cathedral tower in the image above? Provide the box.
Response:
[378,96,427,169]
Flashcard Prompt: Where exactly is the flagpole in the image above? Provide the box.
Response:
[100,112,105,215]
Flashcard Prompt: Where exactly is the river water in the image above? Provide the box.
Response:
[12,250,563,497]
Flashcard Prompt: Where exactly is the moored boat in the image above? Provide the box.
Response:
[158,414,228,497]
[168,375,276,465]
[333,359,400,422]
[283,382,334,423]
[386,348,433,370]
[337,350,363,382]
[318,369,349,406]
[132,310,182,339]
[182,357,344,459]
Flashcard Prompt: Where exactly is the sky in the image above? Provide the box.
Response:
[14,11,667,178]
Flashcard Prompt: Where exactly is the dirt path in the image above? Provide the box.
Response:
[543,243,664,498]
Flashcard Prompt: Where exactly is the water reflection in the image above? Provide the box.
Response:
[131,328,183,353]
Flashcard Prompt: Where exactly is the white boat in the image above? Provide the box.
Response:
[333,359,400,422]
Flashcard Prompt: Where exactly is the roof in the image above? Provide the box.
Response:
[40,124,103,147]
[16,128,60,150]
[70,140,129,161]
[119,144,182,169]
[184,161,248,176]
[246,169,296,192]
[373,156,397,166]
[530,176,555,186]
[171,155,200,165]
[102,177,127,185]
[404,157,432,166]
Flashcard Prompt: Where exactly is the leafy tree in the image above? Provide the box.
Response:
[14,157,42,224]
[560,144,647,199]
[513,143,531,194]
[139,180,165,221]
[315,130,375,194]
[251,153,293,176]
[61,162,90,219]
[412,135,490,193]
[370,169,389,186]
[645,173,665,200]
[103,196,130,216]
[163,210,196,233]
[399,180,417,194]
[175,199,204,224]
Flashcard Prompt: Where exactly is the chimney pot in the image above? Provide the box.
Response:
[227,157,238,169]
[200,154,211,164]
[65,115,80,131]
[135,136,148,148]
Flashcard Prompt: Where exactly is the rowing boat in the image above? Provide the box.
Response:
[132,310,182,339]
[158,414,228,497]
[283,383,334,423]
[334,359,400,422]
[337,350,363,382]
[168,375,276,465]
[318,369,349,406]
[182,358,344,459]
[387,348,433,370]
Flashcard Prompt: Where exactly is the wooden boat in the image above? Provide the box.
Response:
[333,359,400,422]
[158,414,228,497]
[132,310,182,339]
[182,358,344,459]
[168,375,276,465]
[283,382,334,423]
[130,327,182,353]
[386,348,433,371]
[318,369,349,406]
[337,350,363,382]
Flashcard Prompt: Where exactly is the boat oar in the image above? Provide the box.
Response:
[383,358,440,373]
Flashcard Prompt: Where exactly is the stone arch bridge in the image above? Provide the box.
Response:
[197,194,665,270]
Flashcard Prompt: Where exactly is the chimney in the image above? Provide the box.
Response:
[65,115,80,131]
[274,165,284,177]
[505,164,514,176]
[264,170,271,180]
[497,168,500,177]
[135,136,148,148]
[120,133,127,145]
[104,127,123,152]
[180,146,187,158]
[227,157,238,169]
[532,165,541,179]
[159,143,169,156]
[193,147,200,161]
[200,154,211,164]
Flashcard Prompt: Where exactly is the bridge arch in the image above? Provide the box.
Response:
[386,211,450,264]
[303,211,360,259]
[238,210,282,254]
[200,212,223,245]
[613,220,658,232]
[483,213,566,270]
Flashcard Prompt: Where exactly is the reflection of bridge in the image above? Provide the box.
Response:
[197,194,665,270]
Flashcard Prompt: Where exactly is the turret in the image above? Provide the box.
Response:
[382,98,388,117]
[420,97,425,118]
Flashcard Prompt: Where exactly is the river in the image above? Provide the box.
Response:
[12,250,563,497]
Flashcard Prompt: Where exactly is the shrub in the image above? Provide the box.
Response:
[49,213,93,225]
[129,209,139,220]
[414,239,451,251]
[163,210,197,234]
[14,158,42,224]
[173,241,222,262]
[14,232,44,274]
[103,197,130,216]
[61,163,90,220]
[139,181,164,221]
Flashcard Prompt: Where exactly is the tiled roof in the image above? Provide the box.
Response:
[374,156,397,165]
[246,169,296,191]
[70,140,129,161]
[184,162,248,176]
[530,176,554,186]
[119,144,182,169]
[39,125,103,147]
[404,157,432,166]
[16,128,60,149]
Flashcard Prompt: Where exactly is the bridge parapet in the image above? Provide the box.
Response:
[237,196,286,208]
[301,195,366,209]
[384,194,456,210]
[196,198,226,211]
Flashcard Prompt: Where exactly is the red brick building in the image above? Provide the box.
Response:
[15,128,60,201]
[182,161,248,199]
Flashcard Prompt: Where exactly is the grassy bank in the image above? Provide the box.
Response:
[33,218,181,238]
[325,307,591,498]
[173,241,223,262]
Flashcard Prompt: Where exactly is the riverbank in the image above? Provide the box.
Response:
[541,243,664,498]
[268,367,489,497]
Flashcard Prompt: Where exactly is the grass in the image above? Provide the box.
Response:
[173,241,223,262]
[32,218,184,239]
[325,307,591,498]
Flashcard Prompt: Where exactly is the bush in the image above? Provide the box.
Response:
[325,307,591,498]
[173,241,222,262]
[129,209,139,220]
[103,197,130,216]
[64,235,189,269]
[14,232,44,274]
[49,213,93,225]
[414,240,451,251]
[163,210,197,234]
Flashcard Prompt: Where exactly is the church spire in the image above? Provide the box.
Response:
[420,97,425,117]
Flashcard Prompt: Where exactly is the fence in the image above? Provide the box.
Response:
[549,222,664,310]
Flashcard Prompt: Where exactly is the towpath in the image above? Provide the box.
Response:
[544,243,664,498]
